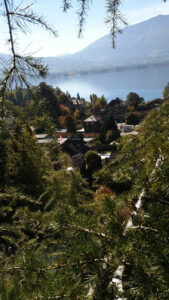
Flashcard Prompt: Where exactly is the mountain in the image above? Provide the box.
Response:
[43,15,169,75]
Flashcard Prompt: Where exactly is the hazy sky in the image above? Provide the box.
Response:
[0,0,169,57]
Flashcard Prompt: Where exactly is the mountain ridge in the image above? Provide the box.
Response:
[42,14,169,76]
[1,15,169,76]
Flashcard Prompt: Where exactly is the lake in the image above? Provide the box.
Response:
[44,64,169,101]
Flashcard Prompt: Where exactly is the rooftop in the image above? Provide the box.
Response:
[84,115,101,122]
[35,134,49,139]
[37,138,53,144]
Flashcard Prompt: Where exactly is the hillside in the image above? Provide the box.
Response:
[43,15,169,75]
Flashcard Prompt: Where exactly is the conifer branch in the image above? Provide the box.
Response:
[62,0,71,12]
[0,0,57,119]
[105,0,127,48]
[77,0,92,38]
[1,258,104,273]
[66,224,111,240]
[128,226,158,232]
[9,11,57,37]
[4,0,16,68]
[110,154,165,296]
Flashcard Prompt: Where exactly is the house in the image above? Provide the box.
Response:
[117,123,134,133]
[72,153,84,168]
[136,98,163,120]
[61,135,92,168]
[98,153,111,160]
[137,98,162,112]
[66,97,86,111]
[35,133,53,144]
[56,129,68,138]
[84,115,102,133]
[71,98,86,109]
[117,123,139,136]
[61,136,90,157]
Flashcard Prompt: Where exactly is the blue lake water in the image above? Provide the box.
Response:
[44,64,169,101]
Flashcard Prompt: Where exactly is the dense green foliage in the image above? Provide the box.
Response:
[90,94,107,115]
[32,82,60,122]
[126,92,144,109]
[0,0,168,298]
[6,124,49,197]
[126,111,140,125]
[81,150,102,187]
[99,114,120,143]
[0,84,168,298]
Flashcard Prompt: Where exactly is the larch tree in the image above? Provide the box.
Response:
[0,1,168,299]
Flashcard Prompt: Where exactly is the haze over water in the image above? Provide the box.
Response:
[45,64,169,101]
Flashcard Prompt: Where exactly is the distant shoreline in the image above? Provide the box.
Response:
[48,62,169,78]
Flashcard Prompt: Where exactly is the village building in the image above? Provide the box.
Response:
[71,98,86,109]
[35,133,53,144]
[84,115,102,133]
[137,98,162,111]
[66,97,86,111]
[61,136,90,157]
[117,123,133,133]
[61,135,92,168]
[72,153,84,168]
[56,129,68,138]
[136,98,163,119]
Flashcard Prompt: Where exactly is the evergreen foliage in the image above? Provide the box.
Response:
[0,1,168,298]
[81,150,102,187]
[126,111,140,125]
[99,114,120,143]
[90,94,107,115]
[126,92,144,109]
[1,96,167,299]
[32,82,60,122]
[65,114,77,133]
[6,124,50,197]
